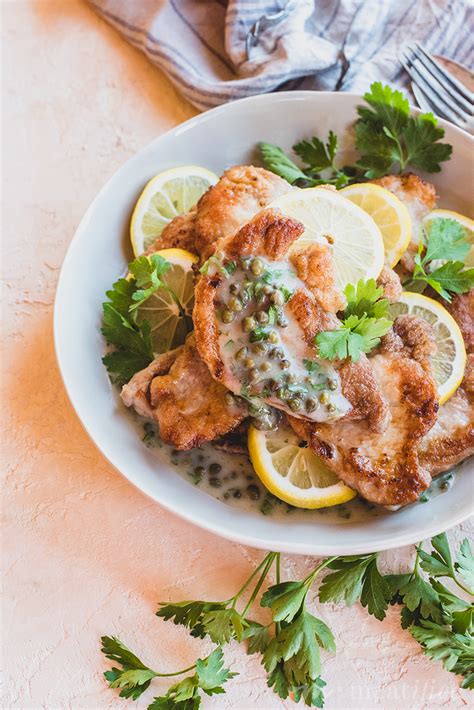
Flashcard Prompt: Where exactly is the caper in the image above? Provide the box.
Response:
[225,392,235,406]
[277,315,288,328]
[249,368,260,382]
[271,291,284,305]
[276,387,288,400]
[194,465,206,476]
[288,397,302,411]
[241,257,251,270]
[209,477,221,487]
[233,489,242,499]
[222,309,235,323]
[236,346,248,361]
[252,342,267,355]
[268,331,279,344]
[305,398,317,413]
[319,391,330,404]
[272,347,284,359]
[256,310,269,324]
[243,316,257,332]
[261,362,272,372]
[244,356,256,369]
[209,462,222,474]
[262,284,273,295]
[247,484,261,500]
[251,258,264,276]
[328,378,338,391]
[229,283,240,294]
[327,402,337,413]
[229,296,243,312]
[268,378,280,392]
[240,290,250,306]
[279,359,291,370]
[242,279,253,290]
[286,373,297,384]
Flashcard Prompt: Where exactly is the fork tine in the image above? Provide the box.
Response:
[402,49,472,123]
[408,44,474,115]
[412,82,468,130]
[401,51,469,127]
[415,43,474,105]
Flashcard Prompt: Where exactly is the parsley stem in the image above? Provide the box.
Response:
[232,552,276,607]
[153,664,197,678]
[304,556,339,588]
[242,553,277,617]
[275,553,281,585]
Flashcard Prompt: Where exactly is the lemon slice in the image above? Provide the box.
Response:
[248,421,356,509]
[134,248,198,355]
[422,209,474,267]
[270,187,385,291]
[340,183,411,267]
[130,166,218,255]
[389,291,466,405]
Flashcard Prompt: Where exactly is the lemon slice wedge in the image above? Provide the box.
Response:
[248,421,356,509]
[340,183,412,267]
[389,291,466,405]
[422,209,474,267]
[269,187,385,291]
[130,166,218,255]
[133,248,198,355]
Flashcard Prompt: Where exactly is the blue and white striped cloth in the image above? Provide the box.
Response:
[89,0,473,111]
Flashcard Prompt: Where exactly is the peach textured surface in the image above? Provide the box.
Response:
[2,2,472,709]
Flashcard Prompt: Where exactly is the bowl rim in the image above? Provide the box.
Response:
[53,90,474,555]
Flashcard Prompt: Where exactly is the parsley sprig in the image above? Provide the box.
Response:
[102,534,473,706]
[101,637,235,707]
[260,131,355,188]
[404,218,474,302]
[315,279,392,362]
[355,83,452,177]
[102,253,191,385]
[259,82,452,187]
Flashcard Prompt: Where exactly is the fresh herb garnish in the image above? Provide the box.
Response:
[199,255,235,276]
[101,637,235,706]
[102,535,473,706]
[316,279,392,362]
[404,218,474,301]
[260,83,452,187]
[355,83,452,178]
[101,276,154,385]
[260,131,353,188]
[128,254,172,312]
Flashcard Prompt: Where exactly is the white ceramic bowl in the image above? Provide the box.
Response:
[54,92,473,555]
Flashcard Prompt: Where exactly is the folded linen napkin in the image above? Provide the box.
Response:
[89,0,472,111]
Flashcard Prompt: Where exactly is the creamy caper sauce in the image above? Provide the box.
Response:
[137,417,457,522]
[209,255,350,427]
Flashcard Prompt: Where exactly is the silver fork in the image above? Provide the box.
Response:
[400,43,474,133]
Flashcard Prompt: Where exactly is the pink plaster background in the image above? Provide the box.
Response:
[2,2,472,708]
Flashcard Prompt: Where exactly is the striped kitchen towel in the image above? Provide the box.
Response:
[89,0,473,111]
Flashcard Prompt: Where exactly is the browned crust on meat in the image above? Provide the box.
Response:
[146,210,197,254]
[377,264,402,303]
[290,243,346,313]
[193,270,225,380]
[286,289,339,339]
[419,354,474,475]
[372,173,437,210]
[194,166,291,258]
[379,314,436,373]
[290,346,439,506]
[224,208,305,261]
[443,290,474,354]
[149,337,244,450]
